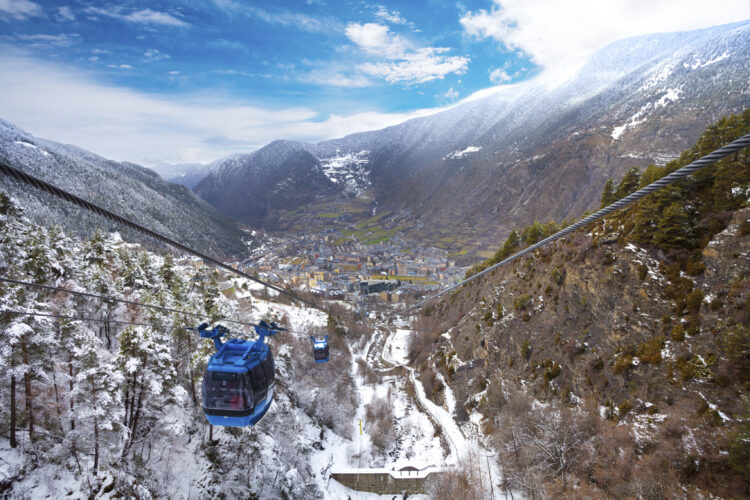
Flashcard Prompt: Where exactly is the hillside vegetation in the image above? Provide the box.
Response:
[412,110,750,498]
[0,193,362,498]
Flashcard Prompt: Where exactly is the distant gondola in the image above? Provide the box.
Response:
[198,321,284,427]
[310,335,330,363]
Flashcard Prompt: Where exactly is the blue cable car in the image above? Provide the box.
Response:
[310,335,329,363]
[198,321,284,427]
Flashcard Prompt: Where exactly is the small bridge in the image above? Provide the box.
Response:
[331,465,448,495]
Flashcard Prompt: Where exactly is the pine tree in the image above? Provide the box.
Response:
[654,202,694,249]
[71,327,123,475]
[522,221,545,245]
[615,167,641,200]
[600,179,616,208]
[116,324,186,458]
[495,229,521,261]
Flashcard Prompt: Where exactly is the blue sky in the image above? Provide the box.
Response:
[0,0,747,168]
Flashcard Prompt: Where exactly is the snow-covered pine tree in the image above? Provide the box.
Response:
[71,324,124,475]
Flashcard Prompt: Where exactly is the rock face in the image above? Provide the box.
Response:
[0,119,252,258]
[194,21,750,255]
[412,207,749,494]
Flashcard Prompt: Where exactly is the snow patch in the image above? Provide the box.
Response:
[319,150,371,196]
[612,88,682,140]
[14,140,37,149]
[444,146,481,160]
[13,139,50,156]
[684,51,730,69]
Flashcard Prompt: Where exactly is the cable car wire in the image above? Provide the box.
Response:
[0,276,258,328]
[0,160,326,314]
[0,308,190,330]
[0,277,313,335]
[397,132,750,316]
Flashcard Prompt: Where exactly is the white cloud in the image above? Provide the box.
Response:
[0,0,41,20]
[57,6,74,21]
[304,70,374,88]
[489,67,511,83]
[346,23,469,84]
[346,22,406,58]
[15,33,79,47]
[443,87,459,100]
[107,64,133,69]
[0,51,444,167]
[212,0,339,34]
[375,5,406,24]
[84,7,188,27]
[461,0,750,68]
[144,48,170,61]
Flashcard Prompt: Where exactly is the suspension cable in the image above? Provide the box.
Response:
[0,308,190,330]
[397,132,750,316]
[0,160,326,313]
[0,276,256,327]
[0,277,314,335]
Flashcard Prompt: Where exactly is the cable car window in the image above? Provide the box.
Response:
[240,371,254,408]
[261,356,274,384]
[250,365,267,405]
[203,371,252,411]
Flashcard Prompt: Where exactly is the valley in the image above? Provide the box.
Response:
[0,14,748,500]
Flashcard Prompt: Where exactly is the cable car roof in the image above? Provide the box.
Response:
[207,338,270,372]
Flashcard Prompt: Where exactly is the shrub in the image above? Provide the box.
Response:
[520,341,531,359]
[543,361,562,383]
[676,354,709,381]
[671,324,686,341]
[685,256,705,275]
[590,357,604,372]
[638,336,664,364]
[613,354,634,374]
[686,289,704,313]
[728,397,750,480]
[637,263,648,281]
[514,294,532,310]
[618,399,633,417]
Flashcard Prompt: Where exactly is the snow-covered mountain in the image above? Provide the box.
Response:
[195,21,750,249]
[154,161,216,189]
[194,140,341,227]
[0,119,252,258]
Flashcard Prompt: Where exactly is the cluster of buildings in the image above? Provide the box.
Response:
[232,232,468,309]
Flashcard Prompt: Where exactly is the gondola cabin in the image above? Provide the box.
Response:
[198,322,280,427]
[310,335,329,363]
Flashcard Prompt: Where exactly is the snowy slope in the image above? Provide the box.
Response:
[194,21,750,252]
[0,119,252,258]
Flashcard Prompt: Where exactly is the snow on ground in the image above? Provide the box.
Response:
[12,140,50,157]
[384,326,506,498]
[612,88,681,140]
[383,328,411,365]
[305,325,446,498]
[319,150,371,196]
[410,371,462,465]
[683,51,730,69]
[245,296,327,338]
[444,146,482,160]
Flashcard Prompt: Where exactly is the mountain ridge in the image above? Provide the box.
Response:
[0,118,252,258]
[194,20,750,259]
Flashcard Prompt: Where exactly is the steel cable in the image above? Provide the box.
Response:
[0,277,312,335]
[0,160,325,313]
[397,133,750,316]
